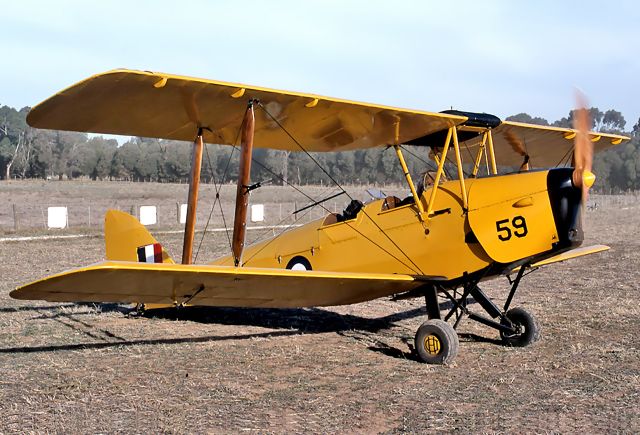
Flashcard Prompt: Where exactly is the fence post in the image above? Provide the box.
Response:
[12,204,17,231]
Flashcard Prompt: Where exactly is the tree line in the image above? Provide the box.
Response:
[1,104,639,191]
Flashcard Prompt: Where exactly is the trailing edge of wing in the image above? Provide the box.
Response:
[10,261,420,308]
[27,69,466,152]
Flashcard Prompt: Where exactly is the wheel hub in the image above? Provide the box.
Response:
[423,334,441,355]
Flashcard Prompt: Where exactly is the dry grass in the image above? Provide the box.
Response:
[0,181,639,433]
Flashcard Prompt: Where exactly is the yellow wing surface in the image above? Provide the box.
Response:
[10,262,419,308]
[509,244,610,273]
[461,121,629,168]
[529,244,610,268]
[27,69,465,152]
[27,69,629,158]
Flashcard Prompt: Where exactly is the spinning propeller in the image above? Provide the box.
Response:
[504,129,530,171]
[571,92,596,203]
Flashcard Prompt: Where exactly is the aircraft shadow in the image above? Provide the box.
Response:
[0,330,298,354]
[141,304,431,362]
[0,299,487,361]
[0,303,80,313]
[457,332,503,345]
[146,305,427,334]
[0,302,129,315]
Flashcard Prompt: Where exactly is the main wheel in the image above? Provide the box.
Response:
[500,307,540,347]
[414,319,459,364]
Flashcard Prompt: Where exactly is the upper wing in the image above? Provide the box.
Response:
[461,121,629,168]
[10,261,420,308]
[27,69,465,152]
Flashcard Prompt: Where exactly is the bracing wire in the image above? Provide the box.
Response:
[242,147,423,273]
[193,144,234,262]
[555,145,575,168]
[193,125,242,262]
[257,102,425,274]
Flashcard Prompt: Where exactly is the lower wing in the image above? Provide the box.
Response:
[509,244,610,273]
[529,244,610,268]
[10,261,420,308]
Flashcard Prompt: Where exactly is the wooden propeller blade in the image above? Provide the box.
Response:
[504,128,530,171]
[571,91,593,189]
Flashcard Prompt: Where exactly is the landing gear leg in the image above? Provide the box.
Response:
[441,267,540,348]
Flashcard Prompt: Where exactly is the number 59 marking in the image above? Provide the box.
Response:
[496,216,528,241]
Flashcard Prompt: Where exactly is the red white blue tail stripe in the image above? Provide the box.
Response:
[137,243,163,263]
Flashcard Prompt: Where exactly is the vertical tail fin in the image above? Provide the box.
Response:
[105,210,174,263]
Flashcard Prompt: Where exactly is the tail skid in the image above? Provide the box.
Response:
[104,210,174,264]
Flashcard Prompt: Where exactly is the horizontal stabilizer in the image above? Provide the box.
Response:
[10,262,419,308]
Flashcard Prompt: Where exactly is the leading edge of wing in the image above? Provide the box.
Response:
[10,261,420,308]
[26,69,467,151]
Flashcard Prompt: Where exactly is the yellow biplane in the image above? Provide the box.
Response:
[11,70,629,364]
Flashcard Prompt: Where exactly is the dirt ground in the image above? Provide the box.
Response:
[0,185,638,433]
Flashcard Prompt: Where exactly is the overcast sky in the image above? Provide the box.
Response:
[2,0,639,130]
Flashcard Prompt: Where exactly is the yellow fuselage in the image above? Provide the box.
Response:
[213,169,569,283]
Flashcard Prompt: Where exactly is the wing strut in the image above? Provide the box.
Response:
[232,100,256,266]
[181,128,205,264]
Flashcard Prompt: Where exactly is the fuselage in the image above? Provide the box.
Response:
[213,167,583,285]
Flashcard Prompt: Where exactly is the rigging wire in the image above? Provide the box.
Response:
[192,103,337,263]
[555,145,575,168]
[398,145,458,181]
[236,154,334,246]
[444,149,472,180]
[241,150,422,274]
[193,111,339,264]
[193,144,235,262]
[193,126,242,262]
[257,102,425,275]
[462,141,477,174]
[398,145,439,172]
[241,196,425,273]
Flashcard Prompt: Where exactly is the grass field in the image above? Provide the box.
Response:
[0,180,639,433]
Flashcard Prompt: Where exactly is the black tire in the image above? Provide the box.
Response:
[500,307,540,347]
[286,256,312,271]
[414,319,459,365]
